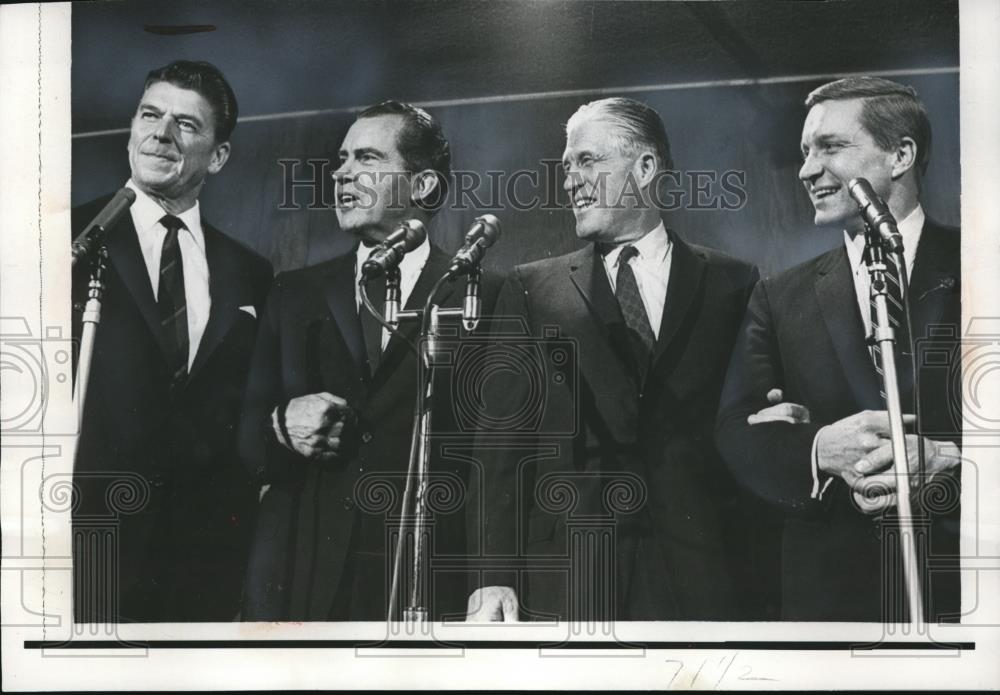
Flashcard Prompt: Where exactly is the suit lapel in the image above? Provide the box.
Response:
[104,215,175,360]
[814,247,883,410]
[321,252,368,373]
[651,232,706,367]
[370,245,456,391]
[568,245,639,384]
[568,245,627,329]
[907,221,960,344]
[188,224,248,381]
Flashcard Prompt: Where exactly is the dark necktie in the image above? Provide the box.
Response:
[157,214,189,391]
[615,245,655,378]
[867,251,909,402]
[360,248,385,378]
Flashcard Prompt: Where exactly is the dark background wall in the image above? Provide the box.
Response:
[71,0,960,277]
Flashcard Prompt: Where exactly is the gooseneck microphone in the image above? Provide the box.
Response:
[448,214,501,275]
[71,187,137,266]
[361,219,427,279]
[848,178,903,254]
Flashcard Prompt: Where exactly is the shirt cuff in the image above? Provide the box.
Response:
[810,429,834,501]
[271,404,293,451]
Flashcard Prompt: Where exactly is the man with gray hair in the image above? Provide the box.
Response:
[468,97,758,621]
[715,76,961,621]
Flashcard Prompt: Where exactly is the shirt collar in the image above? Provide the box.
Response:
[603,220,670,268]
[843,204,924,272]
[126,179,205,251]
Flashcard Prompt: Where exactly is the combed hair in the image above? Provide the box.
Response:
[357,100,452,212]
[144,60,239,142]
[567,97,674,172]
[806,76,932,176]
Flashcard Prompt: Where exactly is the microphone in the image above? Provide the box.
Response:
[463,270,481,332]
[71,187,137,266]
[384,271,401,330]
[848,178,904,254]
[448,214,501,275]
[361,219,427,279]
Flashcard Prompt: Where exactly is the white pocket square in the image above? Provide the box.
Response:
[238,305,257,319]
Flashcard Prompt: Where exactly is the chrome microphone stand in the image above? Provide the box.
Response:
[862,223,925,625]
[74,246,109,433]
[361,269,474,625]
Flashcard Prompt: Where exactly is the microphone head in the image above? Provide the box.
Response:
[473,214,501,247]
[396,219,427,252]
[848,178,881,208]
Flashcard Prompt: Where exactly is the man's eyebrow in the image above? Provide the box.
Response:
[340,146,387,158]
[173,111,205,127]
[563,148,594,164]
[137,102,205,128]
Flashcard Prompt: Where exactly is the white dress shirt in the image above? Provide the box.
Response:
[600,221,674,338]
[810,205,925,500]
[355,236,431,350]
[126,179,211,370]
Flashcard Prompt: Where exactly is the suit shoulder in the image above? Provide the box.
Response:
[205,223,270,267]
[924,219,960,250]
[761,246,842,298]
[272,254,347,290]
[509,247,587,285]
[684,240,757,283]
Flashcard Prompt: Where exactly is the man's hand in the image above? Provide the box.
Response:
[747,388,811,425]
[854,435,961,490]
[851,436,961,513]
[466,586,519,622]
[815,410,916,491]
[274,392,354,460]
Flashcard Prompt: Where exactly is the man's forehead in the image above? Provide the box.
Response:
[564,114,617,152]
[342,114,405,151]
[802,98,866,137]
[140,81,211,112]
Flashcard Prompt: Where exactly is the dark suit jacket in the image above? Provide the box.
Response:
[71,195,273,623]
[239,243,500,621]
[715,220,961,621]
[473,230,759,621]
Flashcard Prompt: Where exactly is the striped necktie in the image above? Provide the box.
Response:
[615,245,655,379]
[868,251,908,402]
[158,214,189,391]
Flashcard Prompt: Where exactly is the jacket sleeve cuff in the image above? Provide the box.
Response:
[810,428,835,501]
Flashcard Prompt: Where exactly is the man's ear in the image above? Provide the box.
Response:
[633,150,658,190]
[890,136,918,180]
[208,141,231,175]
[409,169,442,207]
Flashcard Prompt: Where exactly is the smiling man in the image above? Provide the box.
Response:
[715,77,962,621]
[468,98,758,622]
[71,61,273,622]
[238,101,499,621]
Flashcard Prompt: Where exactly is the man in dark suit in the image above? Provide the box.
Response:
[239,101,500,621]
[468,98,758,622]
[72,60,273,623]
[715,77,962,622]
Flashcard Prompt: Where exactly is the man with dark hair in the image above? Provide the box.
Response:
[72,60,272,622]
[468,97,758,621]
[715,76,961,621]
[239,101,500,621]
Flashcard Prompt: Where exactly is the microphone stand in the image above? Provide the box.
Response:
[74,246,109,433]
[862,223,925,625]
[363,270,472,625]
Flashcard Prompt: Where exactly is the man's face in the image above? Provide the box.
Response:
[334,115,416,243]
[798,98,896,233]
[562,114,646,243]
[127,81,229,207]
